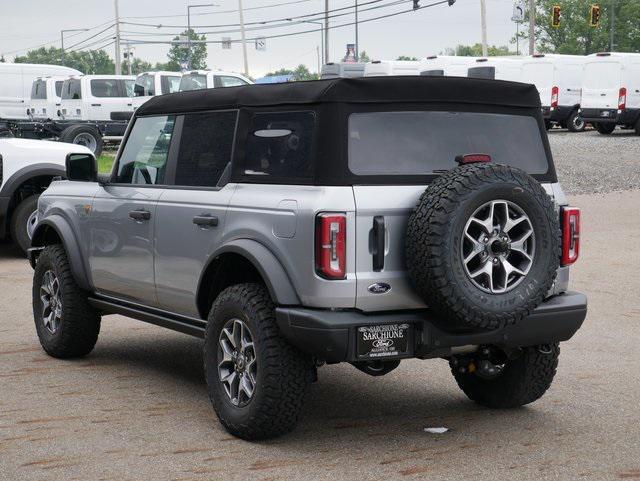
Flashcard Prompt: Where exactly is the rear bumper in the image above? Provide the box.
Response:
[542,106,573,122]
[580,108,640,124]
[276,291,587,363]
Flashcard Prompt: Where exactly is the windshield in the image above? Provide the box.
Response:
[348,111,549,176]
[179,74,208,91]
[583,62,621,89]
[161,75,182,94]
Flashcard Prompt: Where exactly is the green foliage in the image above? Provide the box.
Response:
[265,64,319,81]
[359,50,371,62]
[14,46,115,74]
[166,29,207,70]
[396,55,419,61]
[122,58,153,75]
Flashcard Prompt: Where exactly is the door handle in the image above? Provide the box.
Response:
[90,103,102,106]
[372,216,385,272]
[129,209,151,221]
[193,214,219,227]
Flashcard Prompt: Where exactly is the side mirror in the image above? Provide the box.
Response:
[65,153,97,182]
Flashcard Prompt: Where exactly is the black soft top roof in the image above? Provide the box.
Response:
[135,76,541,116]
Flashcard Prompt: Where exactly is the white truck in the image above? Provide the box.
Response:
[27,76,69,120]
[520,54,587,132]
[179,70,253,91]
[0,63,81,120]
[467,57,523,82]
[0,137,92,253]
[132,71,183,110]
[421,55,478,77]
[580,52,640,135]
[320,62,366,79]
[363,60,425,76]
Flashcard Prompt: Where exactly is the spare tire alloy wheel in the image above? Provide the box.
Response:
[40,270,62,335]
[218,318,257,407]
[406,163,560,331]
[462,200,535,294]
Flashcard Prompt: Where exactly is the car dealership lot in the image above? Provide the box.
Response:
[1,133,639,480]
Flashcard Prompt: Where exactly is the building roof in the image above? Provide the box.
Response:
[135,75,541,116]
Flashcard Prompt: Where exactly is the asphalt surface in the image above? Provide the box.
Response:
[1,135,639,480]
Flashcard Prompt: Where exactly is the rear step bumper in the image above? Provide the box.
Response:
[276,291,587,363]
[580,108,640,124]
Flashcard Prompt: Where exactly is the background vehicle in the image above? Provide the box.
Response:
[363,59,424,76]
[521,54,586,132]
[59,75,135,121]
[421,55,478,77]
[178,70,253,91]
[580,52,640,135]
[0,63,81,120]
[132,71,183,110]
[30,76,586,441]
[28,76,69,120]
[0,137,91,253]
[467,57,523,81]
[320,62,366,79]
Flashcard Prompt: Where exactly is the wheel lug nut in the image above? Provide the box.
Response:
[492,257,499,264]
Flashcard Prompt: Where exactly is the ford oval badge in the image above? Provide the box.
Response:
[368,282,391,294]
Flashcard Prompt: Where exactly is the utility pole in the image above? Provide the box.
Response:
[114,0,121,75]
[238,0,249,76]
[61,28,88,66]
[187,4,216,70]
[480,0,488,57]
[355,0,359,61]
[316,45,321,75]
[324,0,330,64]
[528,0,535,55]
[610,0,615,51]
[125,43,133,75]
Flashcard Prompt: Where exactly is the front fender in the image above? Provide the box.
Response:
[207,239,300,306]
[31,215,91,291]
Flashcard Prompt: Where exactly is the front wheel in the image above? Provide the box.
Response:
[452,344,559,408]
[595,122,616,135]
[204,283,311,440]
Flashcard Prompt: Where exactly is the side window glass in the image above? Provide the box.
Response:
[174,111,238,187]
[216,75,248,87]
[116,115,175,185]
[244,111,315,179]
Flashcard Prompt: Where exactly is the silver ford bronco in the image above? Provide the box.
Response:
[28,76,587,440]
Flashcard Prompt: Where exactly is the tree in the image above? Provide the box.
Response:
[166,29,207,70]
[14,46,115,74]
[122,58,153,75]
[265,64,319,81]
[359,50,371,62]
[445,43,515,57]
[396,55,419,61]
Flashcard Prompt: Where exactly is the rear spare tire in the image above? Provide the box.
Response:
[406,163,560,331]
[59,124,103,157]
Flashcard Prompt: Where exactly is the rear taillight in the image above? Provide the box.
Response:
[618,87,627,110]
[551,86,559,108]
[315,213,346,279]
[561,207,580,266]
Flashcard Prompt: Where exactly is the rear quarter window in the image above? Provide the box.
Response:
[348,111,549,176]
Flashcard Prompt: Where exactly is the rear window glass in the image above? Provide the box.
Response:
[215,75,249,87]
[31,80,46,99]
[91,79,129,98]
[161,75,181,94]
[55,81,63,97]
[179,74,207,91]
[134,74,154,96]
[348,111,549,176]
[61,79,81,99]
[243,111,315,179]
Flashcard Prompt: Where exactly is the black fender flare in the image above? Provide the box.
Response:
[202,239,300,306]
[0,163,66,200]
[31,215,91,291]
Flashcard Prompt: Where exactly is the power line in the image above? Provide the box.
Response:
[64,24,115,51]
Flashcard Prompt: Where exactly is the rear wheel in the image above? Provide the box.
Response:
[10,194,39,255]
[544,119,553,131]
[59,124,103,157]
[635,118,640,136]
[566,111,585,132]
[595,122,616,135]
[203,283,311,440]
[452,344,559,408]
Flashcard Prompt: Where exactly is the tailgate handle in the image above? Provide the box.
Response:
[372,216,385,272]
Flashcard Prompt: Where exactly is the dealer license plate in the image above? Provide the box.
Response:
[601,110,611,117]
[357,323,411,359]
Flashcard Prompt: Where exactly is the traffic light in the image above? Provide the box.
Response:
[551,5,561,28]
[590,4,601,27]
[413,0,419,10]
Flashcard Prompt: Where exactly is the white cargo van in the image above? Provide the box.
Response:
[364,60,424,76]
[28,76,69,120]
[580,52,640,135]
[320,62,366,79]
[178,70,252,91]
[520,54,587,132]
[132,71,183,109]
[421,55,478,77]
[467,57,523,82]
[0,63,81,120]
[59,75,136,121]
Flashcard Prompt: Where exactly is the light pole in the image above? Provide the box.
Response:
[355,0,359,61]
[238,0,249,76]
[60,28,88,66]
[114,0,121,74]
[324,0,330,64]
[187,3,216,70]
[528,0,535,55]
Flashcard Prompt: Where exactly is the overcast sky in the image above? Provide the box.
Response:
[0,0,520,77]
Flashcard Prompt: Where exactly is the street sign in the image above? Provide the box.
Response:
[512,0,525,22]
[222,37,231,49]
[255,37,266,51]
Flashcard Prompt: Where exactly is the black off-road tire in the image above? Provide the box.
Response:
[595,122,616,135]
[634,118,640,136]
[406,163,560,331]
[10,194,39,255]
[59,124,103,157]
[204,283,311,440]
[566,110,586,132]
[452,343,560,408]
[544,119,553,131]
[32,245,101,358]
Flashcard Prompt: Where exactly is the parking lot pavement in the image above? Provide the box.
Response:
[1,172,639,480]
